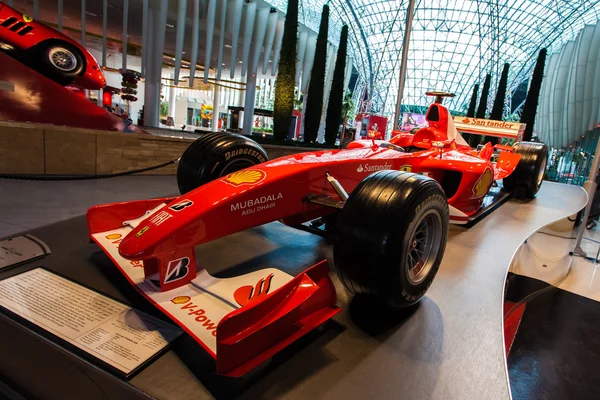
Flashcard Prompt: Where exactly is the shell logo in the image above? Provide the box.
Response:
[106,233,122,240]
[473,168,493,197]
[222,169,266,187]
[171,296,191,304]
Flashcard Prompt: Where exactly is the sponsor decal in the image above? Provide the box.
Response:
[164,257,191,284]
[135,226,149,238]
[171,296,191,304]
[473,168,493,197]
[171,297,219,336]
[461,117,515,130]
[399,165,412,172]
[231,192,283,216]
[170,199,193,212]
[234,274,274,307]
[104,232,143,268]
[222,169,266,187]
[224,148,267,163]
[356,162,393,173]
[150,210,172,226]
[23,14,33,23]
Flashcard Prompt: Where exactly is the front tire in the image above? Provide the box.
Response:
[334,171,449,309]
[177,133,268,194]
[503,142,548,199]
[37,42,84,85]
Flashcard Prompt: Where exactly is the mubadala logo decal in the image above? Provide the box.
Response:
[231,192,283,216]
[164,257,191,284]
[357,162,393,172]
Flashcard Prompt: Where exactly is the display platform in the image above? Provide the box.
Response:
[0,182,586,400]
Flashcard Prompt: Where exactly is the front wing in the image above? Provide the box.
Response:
[91,220,340,376]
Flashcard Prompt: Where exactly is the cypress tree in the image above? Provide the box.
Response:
[488,63,510,145]
[303,5,329,142]
[467,84,479,117]
[476,74,492,119]
[325,25,348,146]
[463,83,479,144]
[471,74,492,146]
[273,0,298,140]
[520,48,547,141]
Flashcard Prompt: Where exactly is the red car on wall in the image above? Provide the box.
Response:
[0,2,105,89]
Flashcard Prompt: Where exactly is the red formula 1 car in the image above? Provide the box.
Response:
[0,2,105,89]
[87,92,547,376]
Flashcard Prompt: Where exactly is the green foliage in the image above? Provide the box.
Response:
[488,63,510,145]
[294,88,304,111]
[325,25,349,146]
[273,0,299,140]
[303,4,329,142]
[342,91,355,122]
[159,101,169,117]
[520,48,547,141]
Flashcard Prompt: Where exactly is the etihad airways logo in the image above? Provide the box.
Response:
[357,162,393,173]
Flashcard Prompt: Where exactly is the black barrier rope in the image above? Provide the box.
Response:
[0,158,180,180]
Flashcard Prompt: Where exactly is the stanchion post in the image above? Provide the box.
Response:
[574,137,600,256]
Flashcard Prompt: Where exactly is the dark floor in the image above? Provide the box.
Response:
[0,176,178,238]
[505,272,600,400]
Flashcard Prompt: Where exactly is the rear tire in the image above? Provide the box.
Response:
[177,133,268,194]
[334,171,449,309]
[503,142,548,199]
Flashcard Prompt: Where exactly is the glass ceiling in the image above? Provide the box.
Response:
[268,0,600,122]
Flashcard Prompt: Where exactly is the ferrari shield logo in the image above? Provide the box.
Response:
[222,169,266,187]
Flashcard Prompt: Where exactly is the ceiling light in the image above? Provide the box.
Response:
[225,44,232,48]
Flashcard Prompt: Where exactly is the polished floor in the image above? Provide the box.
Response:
[0,176,178,239]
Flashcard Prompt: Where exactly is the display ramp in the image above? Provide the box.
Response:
[0,51,145,133]
[0,182,587,399]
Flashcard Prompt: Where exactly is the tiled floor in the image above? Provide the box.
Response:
[0,176,178,238]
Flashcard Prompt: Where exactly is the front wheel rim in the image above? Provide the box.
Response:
[406,209,443,284]
[49,47,77,72]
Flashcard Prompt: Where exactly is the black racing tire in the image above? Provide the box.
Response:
[37,41,84,84]
[503,142,548,199]
[334,170,449,309]
[177,133,268,194]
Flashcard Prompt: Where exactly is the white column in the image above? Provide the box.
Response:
[101,0,107,67]
[344,56,354,90]
[240,2,257,76]
[141,0,148,76]
[213,83,221,132]
[271,19,284,76]
[295,31,308,84]
[251,7,269,75]
[173,0,187,85]
[58,0,63,32]
[243,67,257,135]
[216,0,227,80]
[33,0,39,19]
[262,11,278,74]
[318,44,337,143]
[204,0,216,83]
[122,0,128,71]
[301,34,316,92]
[230,0,243,79]
[189,0,200,87]
[144,0,168,127]
[81,0,86,45]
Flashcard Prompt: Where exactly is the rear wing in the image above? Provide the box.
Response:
[453,116,525,141]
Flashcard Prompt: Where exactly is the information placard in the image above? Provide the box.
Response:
[0,268,182,375]
[0,235,50,271]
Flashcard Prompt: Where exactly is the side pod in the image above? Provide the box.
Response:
[216,260,340,376]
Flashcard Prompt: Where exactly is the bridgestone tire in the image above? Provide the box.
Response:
[503,142,548,199]
[177,133,268,194]
[334,170,449,309]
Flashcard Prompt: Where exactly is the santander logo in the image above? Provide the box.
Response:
[357,163,392,173]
